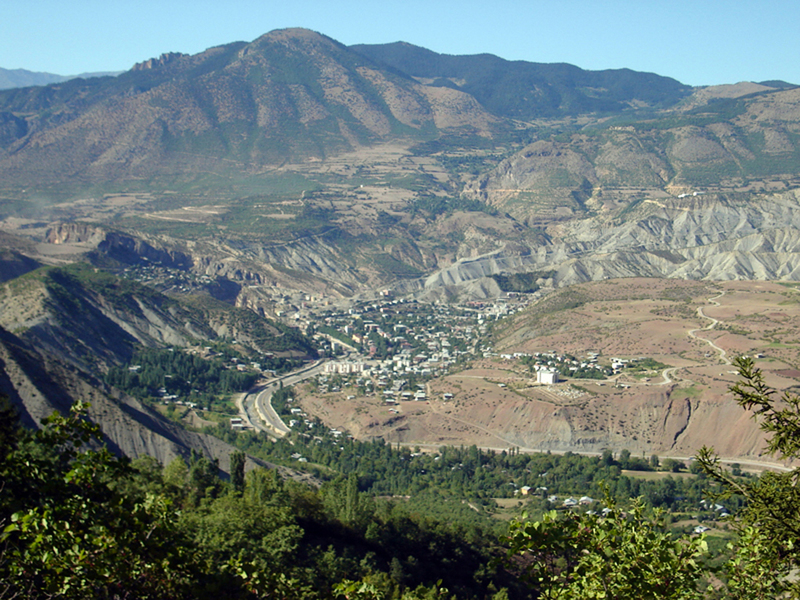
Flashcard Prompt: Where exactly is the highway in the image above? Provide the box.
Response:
[240,360,327,437]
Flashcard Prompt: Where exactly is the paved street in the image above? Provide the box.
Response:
[240,360,326,437]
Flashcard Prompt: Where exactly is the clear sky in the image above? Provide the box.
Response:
[2,0,798,87]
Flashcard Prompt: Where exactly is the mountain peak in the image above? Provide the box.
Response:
[131,51,188,71]
[252,27,335,47]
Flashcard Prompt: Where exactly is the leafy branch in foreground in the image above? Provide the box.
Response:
[503,495,707,600]
[695,355,800,599]
[0,400,197,599]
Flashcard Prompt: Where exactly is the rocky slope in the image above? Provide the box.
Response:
[0,29,498,189]
[411,188,800,299]
[0,259,320,472]
[0,325,251,474]
[463,86,800,221]
[2,29,799,305]
[0,262,316,370]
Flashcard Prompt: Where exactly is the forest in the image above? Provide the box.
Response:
[3,357,800,598]
[104,347,303,412]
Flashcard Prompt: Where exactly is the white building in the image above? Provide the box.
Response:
[324,361,366,374]
[537,368,559,385]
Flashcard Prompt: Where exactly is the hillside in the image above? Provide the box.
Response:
[463,86,800,221]
[0,261,316,470]
[0,323,260,474]
[0,29,797,306]
[350,41,692,118]
[0,29,499,192]
[293,278,790,461]
[2,27,800,467]
[0,67,120,90]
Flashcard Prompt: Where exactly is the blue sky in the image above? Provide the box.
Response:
[3,0,798,87]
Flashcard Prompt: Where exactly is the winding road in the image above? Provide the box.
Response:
[657,290,729,385]
[688,291,730,365]
[239,360,327,437]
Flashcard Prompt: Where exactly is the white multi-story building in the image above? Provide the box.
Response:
[537,368,559,385]
[323,361,366,374]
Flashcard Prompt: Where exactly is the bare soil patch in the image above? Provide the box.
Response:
[297,279,800,463]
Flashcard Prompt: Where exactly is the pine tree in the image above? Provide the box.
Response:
[230,450,246,495]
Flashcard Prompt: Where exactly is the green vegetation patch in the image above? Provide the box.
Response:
[491,270,555,293]
[106,347,259,412]
[369,253,423,278]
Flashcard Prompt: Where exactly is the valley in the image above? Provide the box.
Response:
[281,278,800,464]
[5,24,800,598]
[1,26,800,475]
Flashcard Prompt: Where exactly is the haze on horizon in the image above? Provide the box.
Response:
[2,0,798,88]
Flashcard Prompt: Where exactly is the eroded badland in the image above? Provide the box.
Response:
[3,28,800,468]
[293,279,800,463]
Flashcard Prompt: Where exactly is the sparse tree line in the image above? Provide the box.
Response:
[214,408,729,513]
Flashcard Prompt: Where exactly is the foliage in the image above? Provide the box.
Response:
[318,324,358,347]
[409,195,497,218]
[504,497,707,599]
[352,43,690,119]
[105,347,259,410]
[213,423,723,513]
[0,400,518,598]
[696,355,800,598]
[0,401,197,599]
[490,271,554,294]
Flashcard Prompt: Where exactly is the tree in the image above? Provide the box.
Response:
[164,455,189,493]
[230,450,246,495]
[188,450,220,504]
[0,402,196,599]
[0,394,19,463]
[504,496,707,599]
[696,356,800,598]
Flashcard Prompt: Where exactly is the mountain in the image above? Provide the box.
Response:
[0,29,498,191]
[0,66,120,90]
[3,27,800,464]
[0,28,799,301]
[0,28,701,194]
[350,41,692,118]
[1,28,799,302]
[0,260,316,471]
[0,323,254,474]
[0,67,67,89]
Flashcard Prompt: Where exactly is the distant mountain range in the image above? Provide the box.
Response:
[0,27,798,294]
[0,28,702,191]
[0,66,121,90]
[2,28,800,463]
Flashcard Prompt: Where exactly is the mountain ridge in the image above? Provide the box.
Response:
[0,28,705,193]
[0,66,121,90]
[2,27,800,466]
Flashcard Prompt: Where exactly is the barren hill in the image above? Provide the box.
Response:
[0,262,316,470]
[294,278,800,462]
[3,28,800,466]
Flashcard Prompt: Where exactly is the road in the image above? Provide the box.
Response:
[656,291,729,385]
[240,360,327,437]
[688,291,730,365]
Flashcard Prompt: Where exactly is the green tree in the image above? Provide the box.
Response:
[164,455,189,493]
[188,450,220,504]
[504,497,707,599]
[0,402,196,599]
[230,450,246,495]
[618,448,631,469]
[0,395,19,463]
[696,356,800,598]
